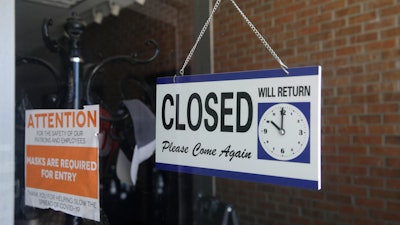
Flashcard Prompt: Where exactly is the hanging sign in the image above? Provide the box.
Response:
[156,66,321,190]
[25,105,100,221]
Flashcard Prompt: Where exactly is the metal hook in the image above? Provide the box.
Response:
[42,18,64,53]
[280,63,289,75]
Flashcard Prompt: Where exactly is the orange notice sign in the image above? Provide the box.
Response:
[25,105,100,221]
[26,145,98,198]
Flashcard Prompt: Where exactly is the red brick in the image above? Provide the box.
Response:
[289,216,311,225]
[335,5,360,18]
[370,146,400,157]
[370,189,400,199]
[386,158,400,167]
[325,76,350,86]
[368,103,399,114]
[355,197,385,209]
[370,167,400,178]
[337,105,364,114]
[351,74,380,83]
[387,201,400,211]
[311,50,334,59]
[370,210,400,222]
[354,114,382,124]
[299,25,319,35]
[365,17,396,31]
[295,7,318,20]
[337,65,364,75]
[353,135,383,145]
[338,145,368,154]
[366,0,395,9]
[367,82,398,93]
[386,179,400,189]
[336,25,362,36]
[326,193,353,204]
[383,93,400,102]
[354,176,385,187]
[329,155,352,164]
[286,1,307,12]
[351,94,380,104]
[321,18,346,32]
[309,31,333,42]
[337,85,364,95]
[381,27,400,38]
[350,52,380,63]
[380,4,400,17]
[368,125,400,134]
[324,96,350,105]
[385,136,400,145]
[338,205,368,216]
[338,185,367,196]
[335,45,362,56]
[323,116,339,126]
[365,39,397,51]
[323,38,347,49]
[321,0,346,11]
[355,218,383,225]
[350,32,378,44]
[349,11,377,24]
[324,135,351,145]
[366,61,396,72]
[309,11,333,25]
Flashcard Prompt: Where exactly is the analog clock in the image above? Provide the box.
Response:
[258,103,310,161]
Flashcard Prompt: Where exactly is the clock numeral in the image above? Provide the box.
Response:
[299,129,304,135]
[263,128,268,134]
[280,148,285,154]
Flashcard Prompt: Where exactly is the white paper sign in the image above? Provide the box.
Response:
[156,66,321,190]
[25,105,100,221]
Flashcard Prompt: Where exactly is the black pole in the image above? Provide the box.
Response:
[64,14,85,109]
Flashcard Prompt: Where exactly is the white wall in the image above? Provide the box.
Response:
[0,1,15,224]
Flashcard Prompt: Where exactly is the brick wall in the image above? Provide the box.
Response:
[213,0,400,225]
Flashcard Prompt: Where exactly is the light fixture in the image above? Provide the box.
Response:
[109,1,120,16]
[136,0,146,5]
[25,0,84,8]
[92,8,103,24]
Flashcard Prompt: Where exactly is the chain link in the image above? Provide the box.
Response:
[228,0,289,74]
[179,0,222,76]
[179,0,289,76]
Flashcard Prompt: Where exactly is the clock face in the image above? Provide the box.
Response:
[258,103,310,161]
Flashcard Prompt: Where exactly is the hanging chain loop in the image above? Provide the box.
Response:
[179,0,289,76]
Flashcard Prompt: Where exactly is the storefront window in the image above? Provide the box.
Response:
[15,0,400,225]
[15,1,211,224]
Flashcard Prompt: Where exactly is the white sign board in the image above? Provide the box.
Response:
[25,105,100,221]
[156,66,321,190]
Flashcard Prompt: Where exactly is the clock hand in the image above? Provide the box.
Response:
[266,120,285,135]
[280,107,286,130]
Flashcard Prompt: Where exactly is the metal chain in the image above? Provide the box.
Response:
[179,0,289,76]
[179,0,222,76]
[228,0,289,74]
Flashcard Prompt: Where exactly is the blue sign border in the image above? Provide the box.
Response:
[156,163,319,190]
[157,66,320,84]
